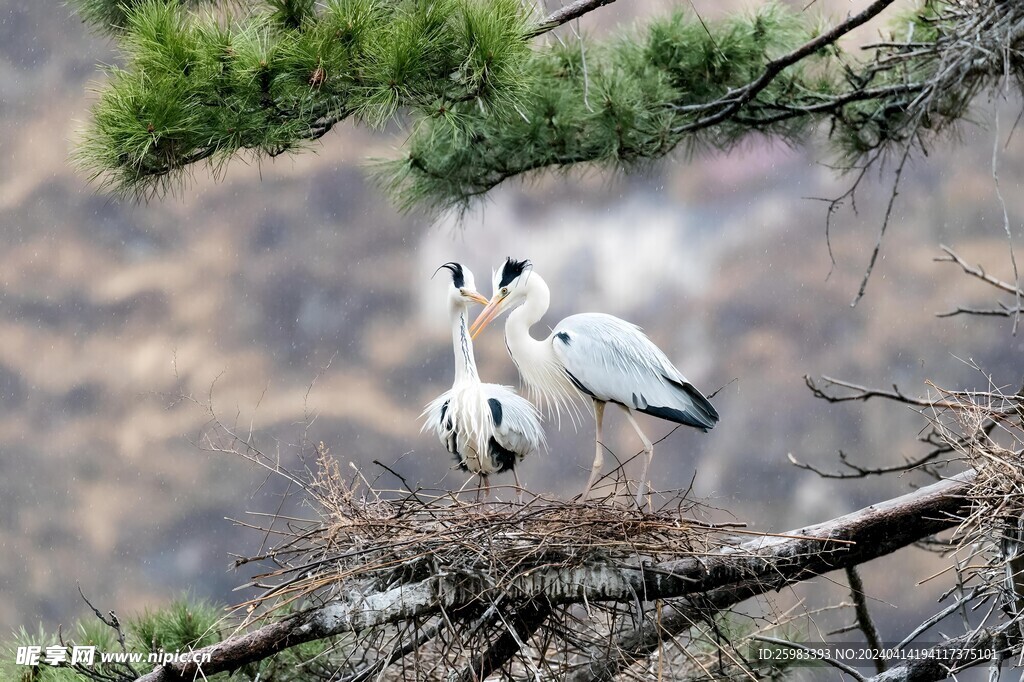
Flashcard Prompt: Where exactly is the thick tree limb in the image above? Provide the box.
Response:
[566,472,973,682]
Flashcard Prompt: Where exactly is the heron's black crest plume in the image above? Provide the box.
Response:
[499,258,531,288]
[433,262,465,288]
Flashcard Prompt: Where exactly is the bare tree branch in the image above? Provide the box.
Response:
[454,598,553,681]
[936,245,1024,297]
[846,565,887,674]
[937,304,1024,319]
[851,143,912,307]
[527,0,620,38]
[935,244,1024,322]
[804,374,951,408]
[788,447,947,479]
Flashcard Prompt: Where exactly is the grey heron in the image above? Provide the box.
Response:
[470,258,718,507]
[422,262,545,499]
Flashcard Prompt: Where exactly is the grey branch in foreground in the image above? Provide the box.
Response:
[136,473,972,682]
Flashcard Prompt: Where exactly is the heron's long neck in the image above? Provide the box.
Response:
[503,276,578,421]
[505,276,559,387]
[451,307,479,384]
[505,277,550,358]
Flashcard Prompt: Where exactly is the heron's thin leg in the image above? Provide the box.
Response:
[458,474,476,498]
[513,468,524,505]
[581,400,606,501]
[623,407,654,510]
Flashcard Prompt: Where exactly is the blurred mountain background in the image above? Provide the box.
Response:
[1,0,1022,650]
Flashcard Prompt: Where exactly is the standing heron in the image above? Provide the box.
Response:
[470,258,718,506]
[422,262,544,499]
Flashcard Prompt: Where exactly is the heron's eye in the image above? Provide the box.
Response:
[500,287,510,296]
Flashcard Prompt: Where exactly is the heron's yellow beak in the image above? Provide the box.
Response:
[467,291,489,306]
[470,293,507,339]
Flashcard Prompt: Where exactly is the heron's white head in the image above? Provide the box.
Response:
[470,257,534,338]
[434,262,489,309]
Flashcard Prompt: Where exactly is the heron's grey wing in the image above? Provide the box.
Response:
[551,313,719,430]
[481,384,545,457]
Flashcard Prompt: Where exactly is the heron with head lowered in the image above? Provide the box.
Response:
[470,258,719,507]
[422,262,545,500]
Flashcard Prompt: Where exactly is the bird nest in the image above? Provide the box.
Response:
[233,444,737,619]
[923,380,1024,636]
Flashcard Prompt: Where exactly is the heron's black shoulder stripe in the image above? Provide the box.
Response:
[555,331,571,346]
[487,398,503,427]
[498,257,530,288]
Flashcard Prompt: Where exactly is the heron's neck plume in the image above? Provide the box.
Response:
[450,305,478,384]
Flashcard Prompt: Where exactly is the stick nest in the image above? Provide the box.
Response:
[235,445,734,618]
[929,379,1024,625]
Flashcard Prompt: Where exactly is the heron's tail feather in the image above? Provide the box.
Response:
[637,377,719,432]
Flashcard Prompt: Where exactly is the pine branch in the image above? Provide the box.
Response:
[671,0,900,135]
[74,0,535,197]
[78,1,1024,207]
[386,0,1024,216]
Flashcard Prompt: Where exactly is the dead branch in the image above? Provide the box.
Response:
[787,446,947,479]
[804,374,947,408]
[936,245,1023,297]
[527,0,620,38]
[935,245,1024,323]
[846,566,887,674]
[454,598,552,682]
[78,585,139,680]
[936,304,1024,319]
[852,143,913,307]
